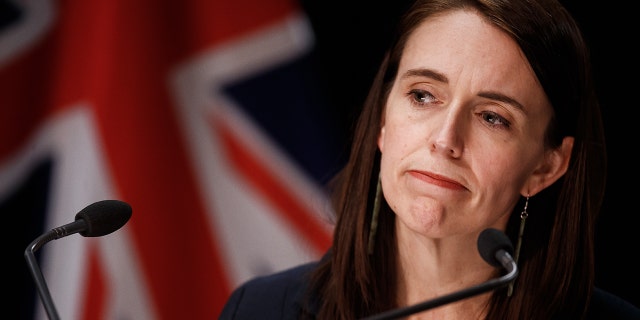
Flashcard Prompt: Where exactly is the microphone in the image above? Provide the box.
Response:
[362,228,518,320]
[24,200,133,320]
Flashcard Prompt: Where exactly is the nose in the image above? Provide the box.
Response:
[429,110,463,158]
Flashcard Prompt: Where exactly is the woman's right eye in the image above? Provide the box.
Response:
[407,89,437,107]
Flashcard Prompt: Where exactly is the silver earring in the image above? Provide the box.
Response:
[367,174,382,255]
[508,194,529,297]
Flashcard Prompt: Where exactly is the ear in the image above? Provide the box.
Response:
[522,136,574,197]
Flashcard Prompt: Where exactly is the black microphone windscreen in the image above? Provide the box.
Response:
[477,228,514,267]
[74,200,132,237]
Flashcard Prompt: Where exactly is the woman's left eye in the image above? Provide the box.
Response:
[481,111,511,128]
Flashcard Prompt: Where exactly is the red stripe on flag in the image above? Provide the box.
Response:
[31,2,232,317]
[89,1,303,318]
[212,114,333,254]
[80,244,107,320]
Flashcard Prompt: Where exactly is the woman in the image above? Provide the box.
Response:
[220,0,640,318]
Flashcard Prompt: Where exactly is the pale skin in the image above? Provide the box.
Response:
[377,9,574,319]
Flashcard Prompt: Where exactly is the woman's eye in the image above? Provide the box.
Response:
[408,89,437,106]
[481,111,511,128]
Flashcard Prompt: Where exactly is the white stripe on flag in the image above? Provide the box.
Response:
[170,11,333,288]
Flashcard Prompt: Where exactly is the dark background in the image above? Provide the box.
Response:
[298,0,639,308]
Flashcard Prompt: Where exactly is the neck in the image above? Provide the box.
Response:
[394,223,497,319]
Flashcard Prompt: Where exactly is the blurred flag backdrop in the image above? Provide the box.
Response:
[2,0,342,319]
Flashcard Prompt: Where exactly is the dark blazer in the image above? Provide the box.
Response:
[220,261,317,319]
[219,260,640,319]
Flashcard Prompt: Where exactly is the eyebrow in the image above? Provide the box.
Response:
[401,68,526,112]
[477,91,525,112]
[402,68,449,83]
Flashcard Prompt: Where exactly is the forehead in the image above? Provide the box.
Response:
[399,9,548,110]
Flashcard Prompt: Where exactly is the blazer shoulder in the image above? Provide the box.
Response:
[587,287,640,320]
[219,261,319,320]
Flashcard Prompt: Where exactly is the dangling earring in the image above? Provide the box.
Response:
[508,194,529,297]
[367,174,382,255]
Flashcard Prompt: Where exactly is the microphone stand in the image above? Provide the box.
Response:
[24,200,131,320]
[25,230,72,320]
[362,259,518,320]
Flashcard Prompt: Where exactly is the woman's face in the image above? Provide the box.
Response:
[378,9,572,239]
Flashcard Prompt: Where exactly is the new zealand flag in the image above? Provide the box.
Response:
[2,0,339,318]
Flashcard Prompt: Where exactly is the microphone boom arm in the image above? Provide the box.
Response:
[362,252,518,320]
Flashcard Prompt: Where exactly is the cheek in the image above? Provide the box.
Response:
[378,125,419,189]
[379,124,414,163]
[378,126,385,152]
[378,126,402,179]
[474,147,536,191]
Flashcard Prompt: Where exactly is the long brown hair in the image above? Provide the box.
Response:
[307,0,606,318]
